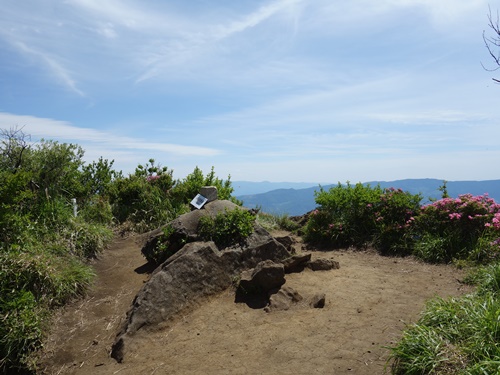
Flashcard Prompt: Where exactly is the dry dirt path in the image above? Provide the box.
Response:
[39,233,471,375]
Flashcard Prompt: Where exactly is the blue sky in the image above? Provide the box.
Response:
[1,0,499,183]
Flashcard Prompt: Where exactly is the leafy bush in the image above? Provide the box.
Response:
[199,208,255,248]
[170,166,240,205]
[109,159,179,232]
[304,182,421,254]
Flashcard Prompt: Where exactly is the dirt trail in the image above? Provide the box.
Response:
[39,233,471,375]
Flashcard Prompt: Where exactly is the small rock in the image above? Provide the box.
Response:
[238,260,286,294]
[199,186,218,202]
[307,258,340,271]
[310,293,326,308]
[282,253,311,273]
[267,286,303,311]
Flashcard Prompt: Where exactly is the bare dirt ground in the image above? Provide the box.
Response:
[39,232,471,375]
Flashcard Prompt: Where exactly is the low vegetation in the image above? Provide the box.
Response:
[3,126,500,374]
[0,127,238,374]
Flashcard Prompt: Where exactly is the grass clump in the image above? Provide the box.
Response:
[389,264,500,374]
[256,211,300,232]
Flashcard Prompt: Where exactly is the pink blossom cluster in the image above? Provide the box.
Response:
[146,174,160,182]
[422,194,500,222]
[423,194,500,252]
[485,213,500,229]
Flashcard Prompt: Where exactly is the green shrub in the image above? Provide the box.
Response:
[109,160,180,232]
[79,195,114,225]
[304,182,380,247]
[0,129,117,374]
[67,220,114,258]
[169,166,242,206]
[199,208,255,248]
[304,182,421,254]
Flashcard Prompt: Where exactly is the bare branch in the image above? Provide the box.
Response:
[0,125,31,173]
[482,6,500,82]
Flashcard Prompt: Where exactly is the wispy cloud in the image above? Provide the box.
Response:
[0,112,221,157]
[12,41,85,96]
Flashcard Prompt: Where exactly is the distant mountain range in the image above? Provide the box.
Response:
[234,179,500,216]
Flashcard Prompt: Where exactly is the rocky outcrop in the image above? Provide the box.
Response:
[141,200,243,264]
[111,199,340,363]
[112,208,291,363]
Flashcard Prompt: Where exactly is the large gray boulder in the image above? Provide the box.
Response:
[141,200,245,264]
[111,210,290,363]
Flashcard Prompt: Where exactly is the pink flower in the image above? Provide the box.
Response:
[146,174,160,182]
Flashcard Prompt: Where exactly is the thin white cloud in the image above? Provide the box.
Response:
[0,112,220,157]
[213,0,303,39]
[8,41,85,96]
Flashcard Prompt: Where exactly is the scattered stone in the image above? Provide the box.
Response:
[266,286,303,312]
[310,293,326,308]
[282,253,311,273]
[307,258,340,271]
[238,260,286,295]
[199,186,218,202]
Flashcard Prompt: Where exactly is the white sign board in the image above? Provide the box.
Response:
[190,194,208,209]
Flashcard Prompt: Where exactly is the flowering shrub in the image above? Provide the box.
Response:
[304,182,421,253]
[415,194,500,263]
[304,184,500,263]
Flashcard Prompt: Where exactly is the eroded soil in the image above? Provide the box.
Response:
[39,233,471,375]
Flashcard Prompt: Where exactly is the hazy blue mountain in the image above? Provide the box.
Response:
[236,179,500,216]
[231,181,321,196]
